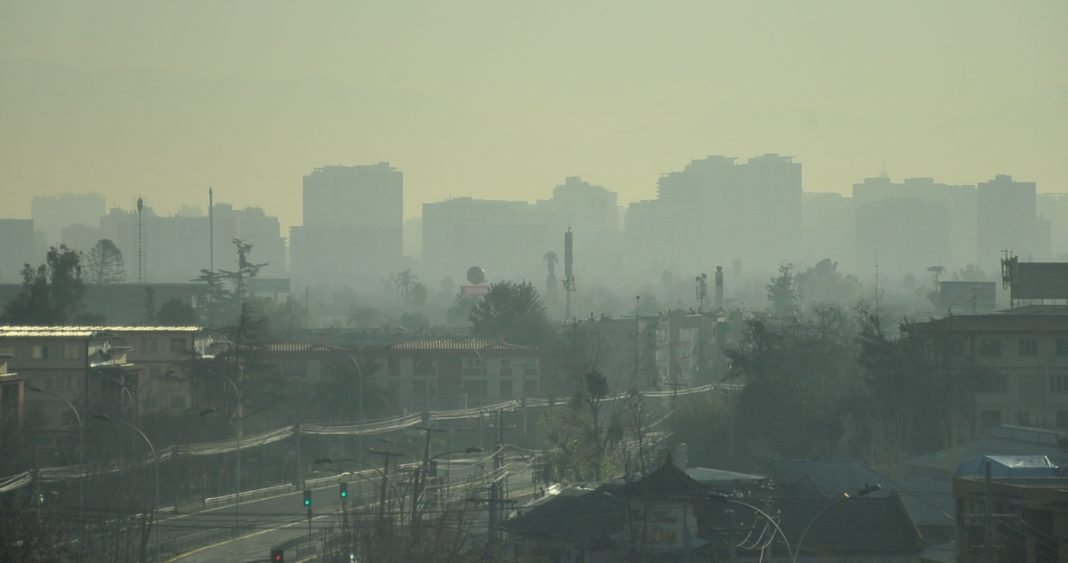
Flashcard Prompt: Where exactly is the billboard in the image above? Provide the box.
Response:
[1007,261,1068,301]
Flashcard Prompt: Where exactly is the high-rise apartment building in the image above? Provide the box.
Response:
[0,219,35,282]
[291,163,403,287]
[422,198,545,282]
[31,193,106,247]
[977,175,1050,268]
[624,154,802,274]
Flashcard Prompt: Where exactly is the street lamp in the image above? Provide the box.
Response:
[26,386,83,522]
[791,483,882,563]
[90,414,159,514]
[200,371,243,535]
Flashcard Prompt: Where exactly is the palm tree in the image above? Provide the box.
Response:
[393,269,418,304]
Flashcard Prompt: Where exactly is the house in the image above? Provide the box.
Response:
[952,455,1068,562]
[0,353,26,470]
[367,339,541,412]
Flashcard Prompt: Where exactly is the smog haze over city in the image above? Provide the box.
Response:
[1,2,1067,562]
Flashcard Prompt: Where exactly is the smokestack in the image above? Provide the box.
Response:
[714,266,724,311]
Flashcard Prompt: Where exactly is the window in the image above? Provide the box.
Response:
[388,357,400,376]
[142,338,158,353]
[31,345,48,360]
[980,410,1002,429]
[63,344,80,360]
[413,358,435,375]
[1057,411,1068,428]
[977,373,1007,394]
[1051,375,1068,394]
[500,359,511,367]
[500,380,513,399]
[170,338,187,352]
[523,367,538,376]
[1057,339,1068,357]
[1018,338,1038,356]
[463,357,485,369]
[978,339,1001,357]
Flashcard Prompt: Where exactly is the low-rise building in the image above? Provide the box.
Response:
[369,339,541,412]
[953,455,1068,563]
[908,306,1068,439]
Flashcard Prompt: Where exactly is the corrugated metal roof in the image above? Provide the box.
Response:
[239,342,340,354]
[386,339,536,352]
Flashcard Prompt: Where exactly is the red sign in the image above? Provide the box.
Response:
[461,285,490,297]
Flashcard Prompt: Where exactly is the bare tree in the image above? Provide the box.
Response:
[86,239,126,284]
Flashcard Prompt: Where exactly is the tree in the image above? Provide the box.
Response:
[795,258,862,307]
[543,251,559,312]
[766,263,798,318]
[539,366,625,482]
[469,281,551,346]
[393,268,418,304]
[2,245,86,324]
[193,239,266,327]
[85,238,126,284]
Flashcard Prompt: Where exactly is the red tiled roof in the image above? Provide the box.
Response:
[386,339,537,352]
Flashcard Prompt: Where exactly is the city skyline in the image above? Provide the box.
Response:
[2,1,1065,230]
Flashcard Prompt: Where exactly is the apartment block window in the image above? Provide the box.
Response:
[500,380,513,399]
[1018,338,1038,356]
[170,338,187,353]
[1051,375,1068,394]
[143,338,158,353]
[977,373,1007,394]
[413,358,435,375]
[979,410,1002,429]
[31,345,48,360]
[978,339,1001,357]
[1057,339,1068,357]
[63,344,80,360]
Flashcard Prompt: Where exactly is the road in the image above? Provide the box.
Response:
[156,458,521,562]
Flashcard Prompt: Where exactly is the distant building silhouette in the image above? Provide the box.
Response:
[625,154,802,274]
[1037,193,1068,260]
[0,219,35,283]
[853,176,976,272]
[290,163,403,288]
[31,193,105,247]
[978,175,1051,267]
[802,192,855,272]
[422,197,545,282]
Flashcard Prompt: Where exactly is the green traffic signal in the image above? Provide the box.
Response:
[339,482,348,499]
[303,489,311,507]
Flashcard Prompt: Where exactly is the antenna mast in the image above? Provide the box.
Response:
[136,196,146,284]
[209,186,215,273]
[563,228,576,322]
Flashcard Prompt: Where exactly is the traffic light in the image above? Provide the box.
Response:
[339,482,348,499]
[303,489,311,508]
[270,548,284,561]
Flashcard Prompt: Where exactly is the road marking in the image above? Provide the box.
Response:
[166,514,331,562]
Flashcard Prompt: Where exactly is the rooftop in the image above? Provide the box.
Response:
[0,326,202,338]
[384,339,537,353]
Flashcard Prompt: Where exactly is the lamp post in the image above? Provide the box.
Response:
[200,370,243,535]
[791,484,882,563]
[427,447,483,509]
[27,386,83,522]
[90,414,159,512]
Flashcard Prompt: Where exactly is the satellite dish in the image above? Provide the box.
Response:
[466,266,486,285]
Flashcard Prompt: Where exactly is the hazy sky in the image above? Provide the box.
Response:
[2,0,1065,230]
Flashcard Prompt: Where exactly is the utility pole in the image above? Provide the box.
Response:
[411,424,442,539]
[487,410,505,554]
[563,228,576,322]
[983,459,995,563]
[370,449,405,535]
[208,186,214,273]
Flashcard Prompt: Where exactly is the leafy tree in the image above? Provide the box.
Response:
[85,238,125,284]
[307,351,390,422]
[539,366,624,482]
[796,258,862,307]
[192,268,230,327]
[155,298,199,325]
[2,245,86,324]
[766,263,798,318]
[193,239,266,327]
[726,305,858,466]
[469,281,551,346]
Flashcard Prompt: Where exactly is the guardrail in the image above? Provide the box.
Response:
[202,482,294,509]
